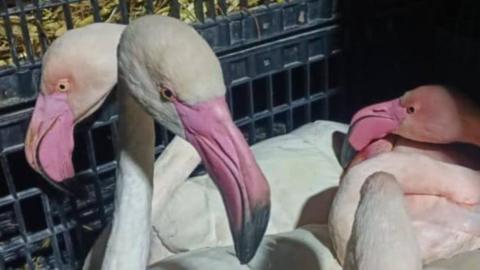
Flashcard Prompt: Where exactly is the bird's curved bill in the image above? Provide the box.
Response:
[173,96,271,264]
[24,92,80,197]
[348,98,407,151]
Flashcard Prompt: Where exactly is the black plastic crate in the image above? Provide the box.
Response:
[196,0,338,52]
[431,0,480,101]
[0,0,336,113]
[0,108,114,270]
[0,3,343,268]
[341,0,437,115]
[220,24,345,143]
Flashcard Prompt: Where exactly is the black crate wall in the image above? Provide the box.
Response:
[341,0,480,114]
[431,0,480,102]
[0,0,337,113]
[341,0,437,115]
[0,0,344,269]
[222,25,345,143]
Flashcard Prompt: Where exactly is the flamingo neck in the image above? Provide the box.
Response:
[345,173,422,270]
[151,136,201,217]
[148,136,201,264]
[102,88,155,270]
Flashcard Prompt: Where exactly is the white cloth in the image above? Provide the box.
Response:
[151,224,341,270]
[150,224,480,270]
[149,120,347,262]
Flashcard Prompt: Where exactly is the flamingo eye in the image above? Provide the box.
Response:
[56,80,70,92]
[160,87,175,101]
[407,106,415,114]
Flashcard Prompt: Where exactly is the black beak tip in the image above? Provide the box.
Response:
[40,173,88,200]
[340,141,357,168]
[339,128,358,168]
[35,152,87,199]
[233,205,270,264]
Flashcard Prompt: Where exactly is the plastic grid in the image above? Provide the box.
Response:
[221,24,345,142]
[0,105,118,270]
[0,22,344,268]
[0,0,335,112]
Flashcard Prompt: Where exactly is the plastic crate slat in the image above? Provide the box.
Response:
[32,0,49,55]
[89,0,102,22]
[240,0,248,9]
[118,0,129,24]
[61,1,74,30]
[194,0,204,22]
[205,0,216,19]
[233,86,338,126]
[14,0,36,64]
[0,0,82,17]
[169,0,181,18]
[1,1,21,67]
[145,0,154,14]
[52,199,76,268]
[218,0,228,15]
[40,196,65,267]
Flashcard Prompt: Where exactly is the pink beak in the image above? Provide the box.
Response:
[25,91,270,263]
[348,98,408,151]
[174,96,270,264]
[24,92,76,195]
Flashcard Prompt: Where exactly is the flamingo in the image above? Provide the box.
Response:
[347,85,480,149]
[24,16,271,270]
[330,85,480,266]
[23,20,353,268]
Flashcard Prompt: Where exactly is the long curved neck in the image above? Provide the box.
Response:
[102,86,155,270]
[344,175,421,270]
[147,136,201,264]
[151,136,201,217]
